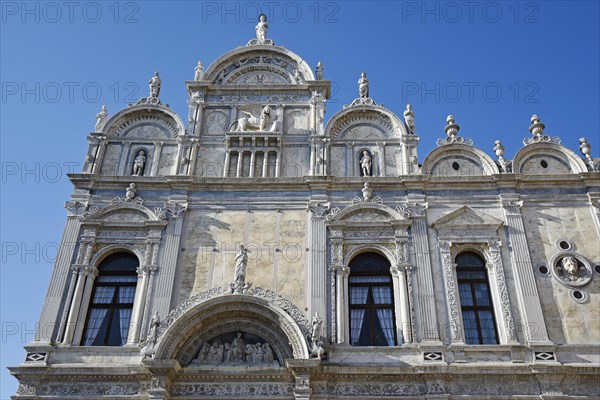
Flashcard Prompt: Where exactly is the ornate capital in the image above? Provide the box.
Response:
[307,201,330,218]
[65,201,86,217]
[501,200,523,215]
[395,202,427,219]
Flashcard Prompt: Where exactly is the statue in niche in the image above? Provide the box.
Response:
[358,72,369,98]
[315,61,323,80]
[149,72,161,98]
[95,105,108,131]
[404,104,415,134]
[255,14,268,43]
[230,106,271,132]
[132,150,146,176]
[194,60,204,81]
[360,150,372,176]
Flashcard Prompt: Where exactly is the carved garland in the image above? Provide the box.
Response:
[439,241,462,342]
[486,241,517,342]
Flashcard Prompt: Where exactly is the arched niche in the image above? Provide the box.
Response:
[512,142,588,174]
[152,293,311,365]
[421,144,500,176]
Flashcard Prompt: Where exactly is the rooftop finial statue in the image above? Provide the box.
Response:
[194,61,204,81]
[404,104,415,134]
[316,61,324,80]
[95,105,108,132]
[149,72,161,98]
[358,72,369,98]
[256,14,268,43]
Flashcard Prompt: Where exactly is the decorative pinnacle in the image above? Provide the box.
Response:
[579,137,594,170]
[529,114,545,137]
[444,115,460,138]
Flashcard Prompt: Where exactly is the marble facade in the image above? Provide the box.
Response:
[10,17,600,400]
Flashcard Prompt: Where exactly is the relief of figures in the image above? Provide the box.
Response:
[190,332,278,366]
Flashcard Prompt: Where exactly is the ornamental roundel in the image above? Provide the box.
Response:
[549,251,593,287]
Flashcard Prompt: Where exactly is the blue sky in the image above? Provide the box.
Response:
[1,0,599,397]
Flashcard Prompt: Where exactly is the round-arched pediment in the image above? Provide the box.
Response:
[86,202,163,223]
[328,202,405,223]
[512,142,587,174]
[152,291,310,364]
[204,45,314,85]
[325,106,407,140]
[103,105,185,139]
[421,144,500,176]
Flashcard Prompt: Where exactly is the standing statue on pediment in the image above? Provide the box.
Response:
[316,61,323,80]
[256,14,268,43]
[358,72,369,98]
[194,60,204,81]
[95,105,108,132]
[404,104,415,134]
[149,72,161,98]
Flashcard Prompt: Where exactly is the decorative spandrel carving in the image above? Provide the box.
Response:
[189,332,279,366]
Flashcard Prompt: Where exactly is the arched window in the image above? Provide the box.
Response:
[82,252,138,346]
[456,252,498,344]
[348,253,396,346]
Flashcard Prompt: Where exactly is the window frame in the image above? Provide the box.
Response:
[81,252,139,346]
[455,251,499,345]
[348,252,397,347]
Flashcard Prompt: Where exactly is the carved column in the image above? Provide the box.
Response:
[150,141,164,176]
[61,229,97,345]
[500,197,550,343]
[118,142,132,175]
[486,240,518,344]
[399,202,440,343]
[236,151,243,177]
[187,138,200,175]
[309,138,316,176]
[588,193,600,238]
[275,149,281,177]
[223,150,231,177]
[249,151,256,178]
[140,235,161,341]
[37,202,84,342]
[262,151,269,177]
[329,229,347,343]
[377,142,386,177]
[307,203,329,326]
[392,231,411,344]
[91,136,107,174]
[439,240,463,344]
[153,202,186,321]
[127,264,150,345]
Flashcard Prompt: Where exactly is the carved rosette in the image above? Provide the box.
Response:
[486,240,517,342]
[439,241,462,342]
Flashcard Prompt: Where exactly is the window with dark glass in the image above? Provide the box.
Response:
[456,252,498,344]
[82,252,138,346]
[348,253,396,346]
